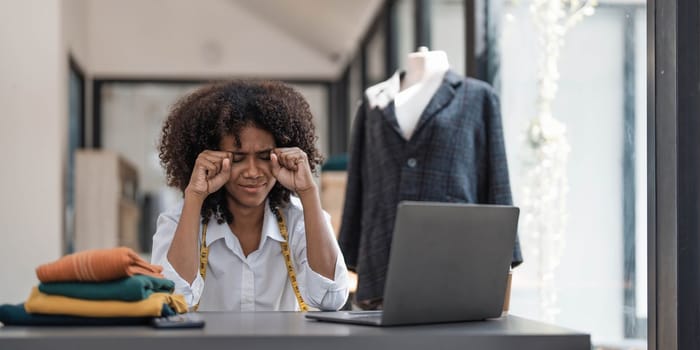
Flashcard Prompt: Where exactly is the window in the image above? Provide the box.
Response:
[494,1,647,347]
[431,0,465,76]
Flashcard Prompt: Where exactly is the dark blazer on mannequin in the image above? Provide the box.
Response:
[339,70,523,304]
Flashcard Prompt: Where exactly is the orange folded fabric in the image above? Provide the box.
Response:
[36,247,164,283]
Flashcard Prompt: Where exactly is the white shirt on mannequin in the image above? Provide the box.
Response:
[365,47,450,140]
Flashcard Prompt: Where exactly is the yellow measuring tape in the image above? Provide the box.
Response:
[194,207,308,312]
[274,208,309,312]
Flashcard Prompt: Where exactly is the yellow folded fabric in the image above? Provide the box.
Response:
[24,287,187,317]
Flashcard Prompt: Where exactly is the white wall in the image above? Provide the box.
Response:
[63,0,89,68]
[87,0,340,79]
[0,0,67,304]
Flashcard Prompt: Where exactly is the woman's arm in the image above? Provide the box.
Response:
[287,198,349,311]
[152,204,204,306]
[271,148,338,280]
[297,186,339,280]
[166,192,205,284]
[167,150,232,284]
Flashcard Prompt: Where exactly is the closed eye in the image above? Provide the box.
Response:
[232,155,246,163]
[230,149,273,162]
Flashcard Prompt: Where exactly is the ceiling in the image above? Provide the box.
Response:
[229,0,384,65]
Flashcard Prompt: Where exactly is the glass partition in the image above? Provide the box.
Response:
[494,1,647,347]
[430,0,465,75]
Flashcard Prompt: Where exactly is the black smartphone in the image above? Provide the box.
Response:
[151,313,205,329]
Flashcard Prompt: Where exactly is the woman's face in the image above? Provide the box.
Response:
[220,125,277,212]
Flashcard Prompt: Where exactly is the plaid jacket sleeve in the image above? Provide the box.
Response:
[483,88,523,267]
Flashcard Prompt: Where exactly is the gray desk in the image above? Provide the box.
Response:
[0,312,589,350]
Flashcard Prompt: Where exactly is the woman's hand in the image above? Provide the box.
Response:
[270,147,316,195]
[184,150,232,199]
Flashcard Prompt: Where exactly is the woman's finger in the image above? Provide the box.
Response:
[209,158,231,191]
[201,154,225,175]
[270,152,282,176]
[201,150,232,159]
[276,148,306,170]
[197,159,219,179]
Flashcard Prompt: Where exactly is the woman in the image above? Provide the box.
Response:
[152,80,349,311]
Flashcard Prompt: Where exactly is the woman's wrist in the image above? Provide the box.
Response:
[184,187,207,205]
[296,183,319,202]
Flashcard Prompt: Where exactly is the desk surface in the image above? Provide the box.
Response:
[0,312,590,350]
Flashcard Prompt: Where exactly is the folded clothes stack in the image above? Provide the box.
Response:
[0,247,187,326]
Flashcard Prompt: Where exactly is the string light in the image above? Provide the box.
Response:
[520,0,597,324]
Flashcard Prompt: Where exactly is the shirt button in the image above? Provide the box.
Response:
[407,158,417,168]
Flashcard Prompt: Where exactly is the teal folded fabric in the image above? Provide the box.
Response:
[0,303,165,326]
[38,275,174,301]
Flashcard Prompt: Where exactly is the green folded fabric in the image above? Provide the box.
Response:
[0,303,170,326]
[38,275,174,301]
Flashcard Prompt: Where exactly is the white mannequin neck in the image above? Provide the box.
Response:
[401,47,450,91]
[390,48,450,140]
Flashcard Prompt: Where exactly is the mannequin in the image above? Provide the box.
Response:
[341,47,523,308]
[395,47,450,139]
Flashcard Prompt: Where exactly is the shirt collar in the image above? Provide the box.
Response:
[204,216,225,247]
[366,69,456,109]
[262,200,286,243]
[365,70,402,109]
[204,199,285,247]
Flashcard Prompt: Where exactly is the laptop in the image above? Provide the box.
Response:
[306,201,519,326]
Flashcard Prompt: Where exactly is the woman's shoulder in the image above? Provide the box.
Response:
[279,196,331,226]
[159,200,185,221]
[282,196,304,221]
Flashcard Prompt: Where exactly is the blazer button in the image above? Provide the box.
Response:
[407,158,417,168]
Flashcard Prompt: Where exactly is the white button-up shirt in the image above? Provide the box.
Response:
[151,198,350,311]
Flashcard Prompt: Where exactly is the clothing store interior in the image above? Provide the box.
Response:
[1,0,698,349]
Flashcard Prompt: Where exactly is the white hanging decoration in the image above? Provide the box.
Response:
[521,0,597,324]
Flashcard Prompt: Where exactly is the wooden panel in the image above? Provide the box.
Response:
[320,171,348,236]
[75,150,140,252]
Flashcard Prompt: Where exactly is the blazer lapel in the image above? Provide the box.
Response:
[411,70,462,137]
[380,102,405,138]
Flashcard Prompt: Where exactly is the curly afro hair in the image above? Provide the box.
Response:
[159,80,323,224]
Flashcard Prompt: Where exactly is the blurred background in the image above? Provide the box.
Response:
[0,0,646,348]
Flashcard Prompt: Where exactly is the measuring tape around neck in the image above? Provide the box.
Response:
[194,207,308,311]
